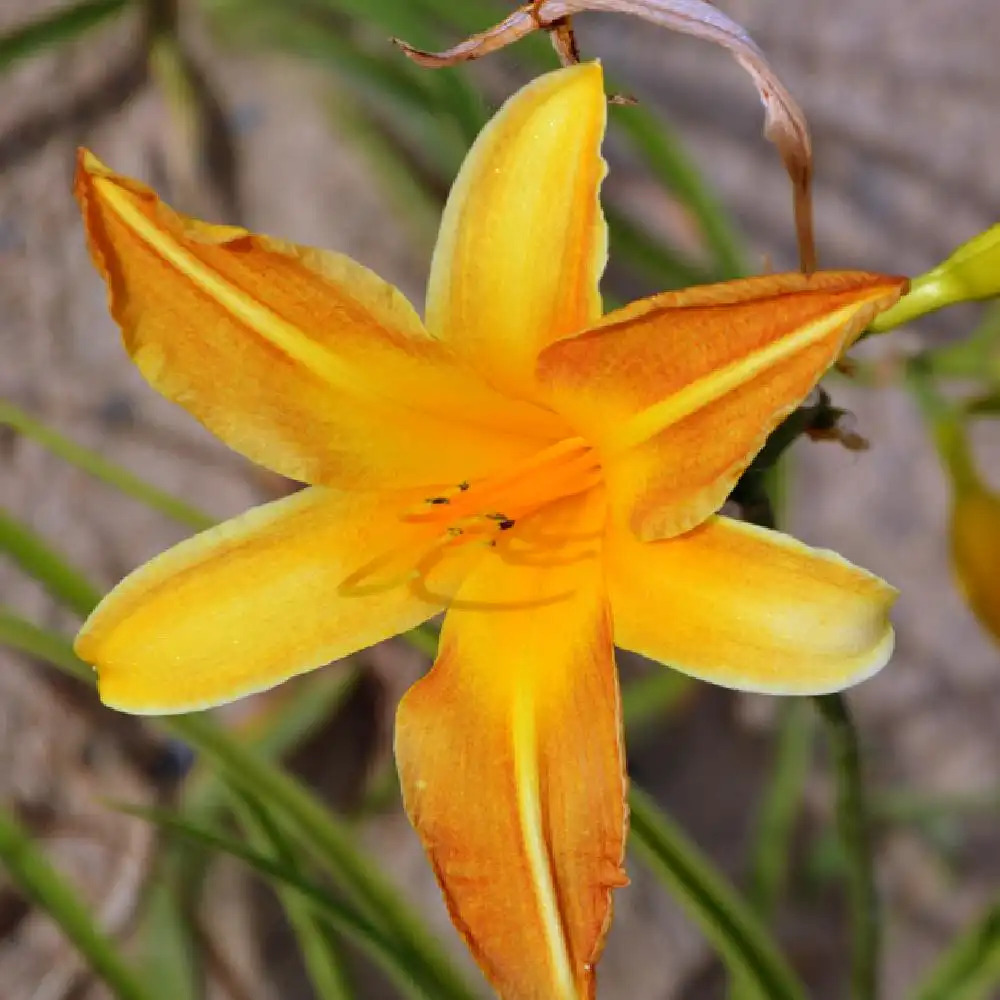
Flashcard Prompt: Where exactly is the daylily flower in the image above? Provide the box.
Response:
[74,63,904,1000]
[936,418,1000,646]
[952,480,1000,646]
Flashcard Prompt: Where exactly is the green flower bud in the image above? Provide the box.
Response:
[871,223,1000,332]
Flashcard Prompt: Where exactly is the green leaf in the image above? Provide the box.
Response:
[233,791,357,1000]
[0,805,154,1000]
[172,713,477,1000]
[912,903,1000,1000]
[629,786,807,1000]
[0,0,128,71]
[138,877,201,1000]
[0,606,93,683]
[182,666,362,818]
[0,508,101,618]
[747,700,815,919]
[620,667,692,736]
[0,401,214,531]
[121,803,451,1000]
[606,204,715,289]
[611,103,747,279]
[0,613,477,1000]
[965,392,1000,418]
[814,693,879,1000]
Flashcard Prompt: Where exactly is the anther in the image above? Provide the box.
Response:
[498,518,516,531]
[458,481,470,492]
[426,496,450,505]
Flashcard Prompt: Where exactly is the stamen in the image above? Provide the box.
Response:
[338,534,440,597]
[341,438,604,605]
[495,543,599,569]
[404,534,577,611]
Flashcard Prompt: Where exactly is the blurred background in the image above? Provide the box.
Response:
[1,1,998,998]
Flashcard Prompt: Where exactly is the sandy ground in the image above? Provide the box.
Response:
[1,1,998,998]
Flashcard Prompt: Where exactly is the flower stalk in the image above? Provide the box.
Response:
[815,692,880,1000]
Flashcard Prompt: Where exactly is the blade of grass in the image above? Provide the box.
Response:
[182,666,362,817]
[153,669,362,1000]
[620,667,692,736]
[139,876,200,1000]
[0,612,477,1000]
[0,0,128,72]
[232,790,356,1000]
[0,805,154,1000]
[0,401,214,531]
[629,785,807,1000]
[611,103,746,278]
[0,607,93,681]
[118,802,460,1000]
[815,693,879,1000]
[0,508,101,618]
[747,699,814,919]
[174,713,477,1000]
[912,902,1000,1000]
[606,204,715,289]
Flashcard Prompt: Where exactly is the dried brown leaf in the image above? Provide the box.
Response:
[394,0,816,272]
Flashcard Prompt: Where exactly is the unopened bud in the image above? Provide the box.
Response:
[871,223,1000,332]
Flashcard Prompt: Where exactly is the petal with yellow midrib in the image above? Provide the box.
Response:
[425,63,608,399]
[75,150,560,491]
[395,491,627,1000]
[76,486,481,713]
[538,272,907,539]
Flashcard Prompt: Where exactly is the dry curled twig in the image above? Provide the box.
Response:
[394,0,816,273]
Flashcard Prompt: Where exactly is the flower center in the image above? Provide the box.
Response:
[339,436,602,601]
[404,436,600,533]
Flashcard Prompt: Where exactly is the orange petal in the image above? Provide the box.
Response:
[75,150,560,490]
[76,486,479,713]
[607,515,897,693]
[425,63,608,398]
[951,484,1000,646]
[537,272,907,538]
[395,492,627,1000]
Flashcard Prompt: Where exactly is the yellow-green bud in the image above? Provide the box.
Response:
[871,223,1000,332]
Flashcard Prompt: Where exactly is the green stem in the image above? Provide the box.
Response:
[905,363,980,491]
[0,807,154,1000]
[815,693,879,1000]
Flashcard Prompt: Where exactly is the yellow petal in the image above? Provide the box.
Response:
[395,491,627,1000]
[951,484,1000,645]
[425,63,608,397]
[537,272,907,538]
[607,515,897,693]
[76,150,560,490]
[76,486,478,713]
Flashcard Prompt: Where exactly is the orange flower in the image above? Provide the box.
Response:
[74,64,904,1000]
[937,419,1000,646]
[952,483,1000,645]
